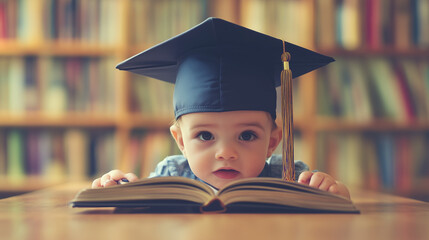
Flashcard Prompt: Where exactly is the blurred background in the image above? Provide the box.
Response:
[0,0,428,201]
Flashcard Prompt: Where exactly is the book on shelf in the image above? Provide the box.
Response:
[0,56,117,115]
[7,129,25,180]
[129,0,207,45]
[393,61,416,121]
[376,134,395,190]
[130,75,174,116]
[240,0,312,48]
[0,130,6,176]
[317,57,429,122]
[313,0,429,49]
[336,0,361,50]
[139,132,176,178]
[120,131,179,178]
[0,128,117,181]
[399,60,429,119]
[316,132,429,193]
[42,0,120,43]
[395,136,412,193]
[368,59,407,121]
[70,176,359,214]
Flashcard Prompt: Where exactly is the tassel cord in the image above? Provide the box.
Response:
[281,48,295,182]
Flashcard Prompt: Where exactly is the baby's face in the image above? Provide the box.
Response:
[173,111,281,189]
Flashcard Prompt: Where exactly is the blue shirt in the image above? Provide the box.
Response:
[149,155,309,182]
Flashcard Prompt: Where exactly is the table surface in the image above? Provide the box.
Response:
[1,182,428,240]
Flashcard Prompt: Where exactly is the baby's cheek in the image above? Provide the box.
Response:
[187,156,210,176]
[246,160,267,178]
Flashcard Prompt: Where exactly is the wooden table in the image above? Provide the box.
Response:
[0,183,428,240]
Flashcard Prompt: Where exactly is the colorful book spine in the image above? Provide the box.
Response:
[120,130,180,178]
[38,0,120,43]
[316,132,429,193]
[241,0,312,48]
[129,0,208,46]
[0,130,6,177]
[336,0,361,50]
[314,0,429,49]
[317,58,429,122]
[0,128,118,180]
[0,56,116,115]
[130,75,174,116]
[6,129,25,180]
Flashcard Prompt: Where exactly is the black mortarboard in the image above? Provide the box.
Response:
[116,17,334,182]
[116,17,334,120]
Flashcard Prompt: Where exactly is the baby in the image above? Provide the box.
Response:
[92,18,350,199]
[93,111,350,199]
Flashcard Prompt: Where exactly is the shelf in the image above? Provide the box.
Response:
[0,113,192,129]
[129,45,152,56]
[125,114,174,129]
[0,0,427,201]
[0,40,118,56]
[0,113,119,128]
[318,48,429,58]
[313,117,429,132]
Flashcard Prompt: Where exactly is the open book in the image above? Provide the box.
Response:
[70,177,359,213]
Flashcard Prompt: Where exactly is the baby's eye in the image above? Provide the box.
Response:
[239,131,257,141]
[197,131,214,141]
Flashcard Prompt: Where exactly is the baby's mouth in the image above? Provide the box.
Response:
[213,169,240,179]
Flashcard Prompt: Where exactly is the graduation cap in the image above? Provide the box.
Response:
[116,17,334,182]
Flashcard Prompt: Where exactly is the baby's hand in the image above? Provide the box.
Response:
[91,170,139,188]
[298,171,350,199]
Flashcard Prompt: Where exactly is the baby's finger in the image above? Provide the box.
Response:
[100,173,112,186]
[100,172,120,187]
[297,171,313,185]
[309,172,324,188]
[103,179,118,187]
[108,169,127,182]
[328,184,339,194]
[124,173,139,182]
[92,178,102,188]
[318,177,336,191]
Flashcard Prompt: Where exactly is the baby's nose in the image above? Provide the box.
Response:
[215,142,238,161]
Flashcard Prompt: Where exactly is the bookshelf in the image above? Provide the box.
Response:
[0,0,428,201]
[236,0,429,201]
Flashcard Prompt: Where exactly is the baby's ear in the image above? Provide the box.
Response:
[267,127,282,158]
[170,124,186,156]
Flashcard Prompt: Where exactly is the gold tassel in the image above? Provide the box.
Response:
[281,41,295,182]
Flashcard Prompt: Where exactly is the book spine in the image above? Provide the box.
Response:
[0,1,6,39]
[315,0,336,49]
[399,60,428,120]
[0,130,6,177]
[24,56,40,112]
[36,0,121,43]
[0,128,119,181]
[8,57,25,114]
[395,136,412,193]
[411,0,419,46]
[312,0,429,50]
[0,57,9,113]
[392,61,416,122]
[26,130,40,176]
[7,129,25,180]
[119,130,179,178]
[317,57,429,122]
[417,0,429,47]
